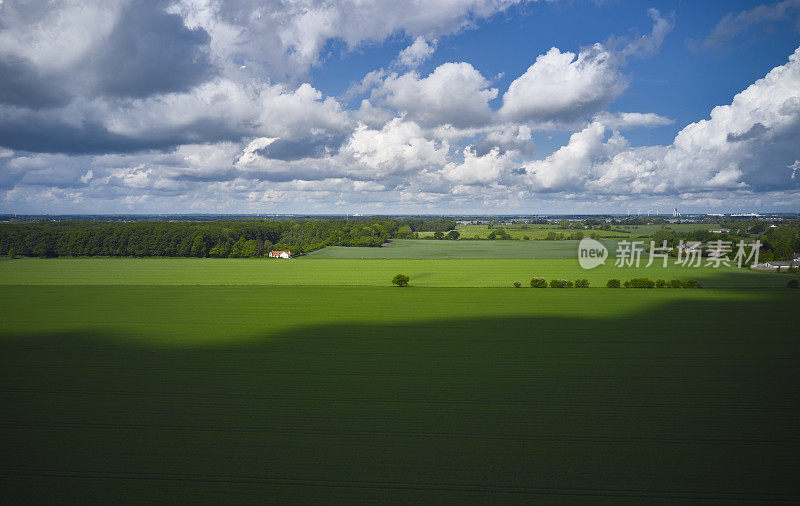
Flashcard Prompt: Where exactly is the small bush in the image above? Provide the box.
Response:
[655,279,667,288]
[669,279,682,288]
[574,279,590,288]
[787,279,799,289]
[513,281,522,288]
[681,279,699,288]
[624,277,655,288]
[530,277,547,288]
[392,274,410,287]
[549,279,572,288]
[606,278,621,288]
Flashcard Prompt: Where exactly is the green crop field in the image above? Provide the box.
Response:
[305,238,623,259]
[412,223,722,240]
[1,256,798,503]
[450,224,631,240]
[0,256,793,287]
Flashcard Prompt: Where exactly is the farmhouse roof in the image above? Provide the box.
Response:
[765,261,795,266]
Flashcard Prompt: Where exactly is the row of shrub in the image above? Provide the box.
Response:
[519,277,590,288]
[608,278,701,288]
[514,277,703,288]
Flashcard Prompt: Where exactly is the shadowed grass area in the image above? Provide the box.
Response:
[1,286,798,503]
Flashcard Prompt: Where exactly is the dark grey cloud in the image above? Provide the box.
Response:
[256,133,347,161]
[0,114,247,154]
[173,170,238,183]
[726,122,768,142]
[94,0,213,98]
[0,56,71,109]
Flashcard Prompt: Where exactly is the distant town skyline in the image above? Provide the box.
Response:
[1,0,799,214]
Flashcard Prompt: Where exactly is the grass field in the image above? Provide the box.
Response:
[305,239,622,258]
[449,225,629,240]
[0,256,794,287]
[1,284,799,503]
[423,223,724,240]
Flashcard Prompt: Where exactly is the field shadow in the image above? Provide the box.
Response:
[1,293,799,503]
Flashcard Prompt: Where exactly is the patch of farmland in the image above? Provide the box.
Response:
[0,256,793,288]
[1,286,798,502]
[305,239,622,258]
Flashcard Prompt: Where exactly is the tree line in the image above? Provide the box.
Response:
[0,218,448,258]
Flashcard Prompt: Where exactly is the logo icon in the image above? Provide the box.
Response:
[578,238,608,270]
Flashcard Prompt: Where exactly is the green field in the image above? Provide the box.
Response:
[428,223,723,240]
[450,224,629,240]
[305,238,622,259]
[0,256,793,287]
[1,256,798,503]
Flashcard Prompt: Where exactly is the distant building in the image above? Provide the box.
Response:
[269,250,291,259]
[760,261,796,270]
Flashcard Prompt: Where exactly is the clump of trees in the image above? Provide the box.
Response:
[606,279,621,288]
[623,278,655,288]
[527,277,589,288]
[621,277,701,288]
[487,229,511,240]
[0,218,459,258]
[392,274,410,287]
[431,230,461,240]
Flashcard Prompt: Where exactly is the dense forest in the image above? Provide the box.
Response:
[0,219,456,258]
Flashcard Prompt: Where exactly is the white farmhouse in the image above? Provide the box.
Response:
[269,250,291,259]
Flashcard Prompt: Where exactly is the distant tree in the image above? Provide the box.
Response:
[433,231,445,240]
[32,242,53,258]
[549,279,571,288]
[7,248,14,259]
[488,229,511,240]
[574,279,589,288]
[445,230,460,240]
[653,229,677,247]
[392,274,410,287]
[669,279,682,288]
[396,225,413,238]
[513,281,522,288]
[655,279,667,288]
[606,279,621,288]
[191,236,207,257]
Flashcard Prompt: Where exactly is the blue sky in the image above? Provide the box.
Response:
[1,0,799,214]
